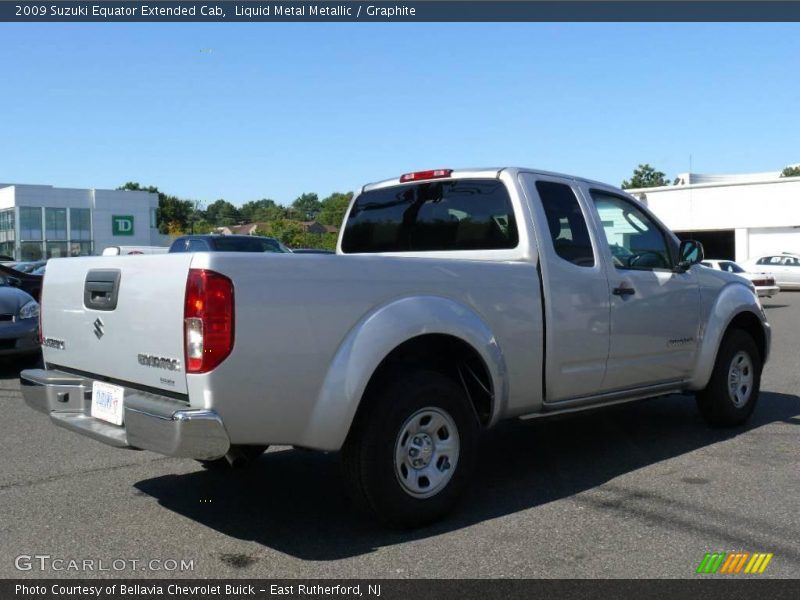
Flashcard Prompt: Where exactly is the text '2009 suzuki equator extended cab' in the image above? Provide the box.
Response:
[22,167,770,527]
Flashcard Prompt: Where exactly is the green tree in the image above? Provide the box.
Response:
[307,232,338,251]
[291,193,322,220]
[621,164,670,189]
[205,199,241,226]
[318,192,353,227]
[165,221,185,236]
[256,218,305,246]
[119,181,159,195]
[255,222,337,251]
[118,182,194,234]
[781,165,800,178]
[188,219,216,234]
[240,199,287,223]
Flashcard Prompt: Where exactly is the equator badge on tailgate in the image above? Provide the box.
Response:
[137,354,182,371]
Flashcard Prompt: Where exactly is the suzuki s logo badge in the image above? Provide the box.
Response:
[93,318,105,339]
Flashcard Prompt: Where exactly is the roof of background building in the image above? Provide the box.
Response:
[673,171,782,185]
[628,165,800,194]
[0,182,157,194]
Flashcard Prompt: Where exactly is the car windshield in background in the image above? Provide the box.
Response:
[211,237,286,253]
[720,261,745,273]
[7,261,46,274]
[341,179,518,253]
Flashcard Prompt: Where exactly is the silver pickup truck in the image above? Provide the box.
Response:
[22,167,770,527]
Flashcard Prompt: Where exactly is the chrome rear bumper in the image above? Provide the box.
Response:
[20,368,230,460]
[756,285,780,298]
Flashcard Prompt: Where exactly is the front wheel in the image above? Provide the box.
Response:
[342,369,479,528]
[696,329,762,426]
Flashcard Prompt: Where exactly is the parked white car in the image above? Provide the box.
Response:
[742,254,800,290]
[701,260,780,298]
[101,245,169,256]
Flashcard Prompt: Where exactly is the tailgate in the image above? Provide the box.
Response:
[41,253,195,395]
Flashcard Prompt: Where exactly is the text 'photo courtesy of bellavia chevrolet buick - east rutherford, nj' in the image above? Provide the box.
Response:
[20,167,772,528]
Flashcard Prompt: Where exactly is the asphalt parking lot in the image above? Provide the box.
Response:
[0,294,798,580]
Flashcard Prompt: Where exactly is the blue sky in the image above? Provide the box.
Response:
[1,23,798,206]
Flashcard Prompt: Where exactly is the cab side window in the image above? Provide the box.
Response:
[535,181,595,267]
[591,192,673,270]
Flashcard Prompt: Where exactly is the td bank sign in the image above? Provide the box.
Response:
[112,215,134,236]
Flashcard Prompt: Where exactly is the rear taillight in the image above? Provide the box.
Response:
[184,269,234,374]
[399,169,453,183]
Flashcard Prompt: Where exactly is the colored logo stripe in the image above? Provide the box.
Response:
[697,553,726,573]
[744,553,773,574]
[697,552,773,574]
[719,552,749,574]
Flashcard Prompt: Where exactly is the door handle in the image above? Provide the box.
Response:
[612,286,635,296]
[84,269,121,311]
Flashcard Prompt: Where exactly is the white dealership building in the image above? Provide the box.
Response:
[0,183,163,260]
[628,168,800,262]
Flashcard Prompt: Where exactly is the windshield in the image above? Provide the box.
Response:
[720,261,745,273]
[8,262,44,274]
[342,179,518,253]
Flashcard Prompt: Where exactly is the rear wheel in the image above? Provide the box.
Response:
[696,329,761,426]
[197,445,268,469]
[342,369,479,528]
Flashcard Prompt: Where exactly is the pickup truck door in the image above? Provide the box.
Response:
[584,188,701,391]
[520,174,611,401]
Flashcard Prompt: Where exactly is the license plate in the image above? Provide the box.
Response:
[91,381,125,426]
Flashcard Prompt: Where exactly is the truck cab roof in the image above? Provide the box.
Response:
[361,167,614,193]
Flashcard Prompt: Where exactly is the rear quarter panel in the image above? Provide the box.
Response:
[188,251,543,450]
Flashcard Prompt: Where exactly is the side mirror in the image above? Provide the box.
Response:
[676,239,704,272]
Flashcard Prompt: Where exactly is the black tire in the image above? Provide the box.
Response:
[696,329,761,426]
[342,368,479,528]
[197,445,268,469]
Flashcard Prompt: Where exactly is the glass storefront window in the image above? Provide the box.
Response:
[0,209,14,232]
[13,206,93,260]
[46,242,69,258]
[0,209,14,247]
[70,208,91,241]
[20,241,43,261]
[70,241,93,256]
[45,208,67,241]
[20,207,42,240]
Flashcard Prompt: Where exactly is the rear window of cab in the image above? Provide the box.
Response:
[341,179,518,253]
